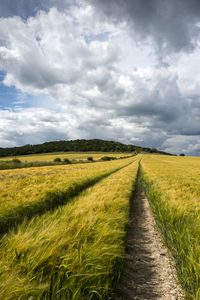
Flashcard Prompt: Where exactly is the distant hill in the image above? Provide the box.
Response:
[0,139,173,157]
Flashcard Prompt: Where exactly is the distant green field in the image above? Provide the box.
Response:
[0,152,132,162]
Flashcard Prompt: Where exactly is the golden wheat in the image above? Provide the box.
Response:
[141,155,200,299]
[0,157,135,235]
[0,152,132,163]
[0,158,139,299]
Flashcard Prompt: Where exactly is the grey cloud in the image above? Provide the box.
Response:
[0,108,71,147]
[162,136,200,156]
[76,119,134,145]
[89,0,200,56]
[0,3,200,155]
[181,129,200,136]
[119,100,179,123]
[2,128,68,146]
[0,7,121,93]
[75,68,200,148]
[114,73,184,125]
[134,132,168,150]
[17,63,63,89]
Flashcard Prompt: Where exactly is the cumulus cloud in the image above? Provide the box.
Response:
[0,1,200,155]
[0,6,120,93]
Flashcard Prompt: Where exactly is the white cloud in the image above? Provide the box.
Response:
[0,107,76,146]
[162,136,200,156]
[0,1,200,155]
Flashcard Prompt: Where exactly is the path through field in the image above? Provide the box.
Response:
[116,171,183,300]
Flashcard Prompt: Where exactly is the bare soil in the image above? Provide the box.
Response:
[115,171,183,300]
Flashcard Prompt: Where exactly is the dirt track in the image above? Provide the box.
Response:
[116,171,183,300]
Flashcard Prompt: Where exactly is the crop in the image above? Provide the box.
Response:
[0,152,135,170]
[0,158,139,299]
[140,155,200,299]
[0,152,133,163]
[0,158,135,235]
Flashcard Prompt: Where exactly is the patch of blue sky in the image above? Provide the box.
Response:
[0,71,56,111]
[0,73,19,109]
[13,92,53,110]
[84,32,110,44]
[0,0,73,19]
[0,0,49,19]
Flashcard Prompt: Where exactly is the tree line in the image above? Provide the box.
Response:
[0,139,172,157]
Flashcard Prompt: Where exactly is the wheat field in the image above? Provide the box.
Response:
[0,157,136,236]
[0,152,132,163]
[1,153,200,299]
[141,155,200,299]
[0,157,139,299]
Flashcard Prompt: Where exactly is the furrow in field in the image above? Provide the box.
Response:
[0,157,136,236]
[0,159,139,299]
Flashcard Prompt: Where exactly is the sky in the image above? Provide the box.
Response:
[0,0,200,155]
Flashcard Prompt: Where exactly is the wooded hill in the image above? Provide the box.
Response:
[0,139,172,157]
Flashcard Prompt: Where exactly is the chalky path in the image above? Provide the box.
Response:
[116,172,183,300]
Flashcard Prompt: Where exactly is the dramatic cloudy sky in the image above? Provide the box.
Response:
[0,0,200,155]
